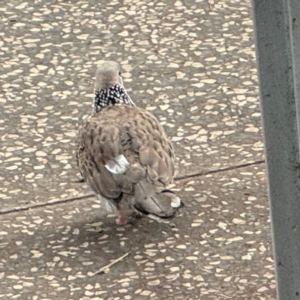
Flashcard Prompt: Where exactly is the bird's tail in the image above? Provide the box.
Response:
[133,181,182,217]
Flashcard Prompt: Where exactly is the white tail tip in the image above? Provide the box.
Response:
[171,196,181,208]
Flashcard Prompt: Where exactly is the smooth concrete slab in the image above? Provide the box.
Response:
[252,0,300,298]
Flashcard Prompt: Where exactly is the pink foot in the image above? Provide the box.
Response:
[115,215,128,225]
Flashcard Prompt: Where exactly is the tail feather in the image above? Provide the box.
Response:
[134,181,182,217]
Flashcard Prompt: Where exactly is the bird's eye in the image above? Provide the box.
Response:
[119,72,122,76]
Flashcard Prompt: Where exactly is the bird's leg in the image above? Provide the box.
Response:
[115,197,143,225]
[115,212,128,225]
[114,194,130,225]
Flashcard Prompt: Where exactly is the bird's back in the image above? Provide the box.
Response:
[77,105,178,216]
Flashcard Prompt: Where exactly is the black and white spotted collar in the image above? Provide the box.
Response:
[93,84,135,113]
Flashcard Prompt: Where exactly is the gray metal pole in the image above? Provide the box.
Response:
[251,0,300,299]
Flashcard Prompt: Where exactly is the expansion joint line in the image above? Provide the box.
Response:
[0,159,265,215]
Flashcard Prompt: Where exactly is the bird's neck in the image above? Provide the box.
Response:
[93,84,134,113]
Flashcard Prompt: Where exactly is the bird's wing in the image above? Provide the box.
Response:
[122,107,175,185]
[76,111,133,200]
[119,107,180,216]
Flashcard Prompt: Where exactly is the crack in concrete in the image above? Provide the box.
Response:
[0,193,95,216]
[0,159,265,215]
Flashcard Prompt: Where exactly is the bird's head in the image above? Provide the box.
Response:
[93,61,135,113]
[95,61,123,90]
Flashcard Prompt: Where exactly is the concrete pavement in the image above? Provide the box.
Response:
[0,0,275,299]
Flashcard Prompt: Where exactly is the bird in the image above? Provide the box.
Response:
[76,61,182,225]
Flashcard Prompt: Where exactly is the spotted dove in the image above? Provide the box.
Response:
[76,61,181,225]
